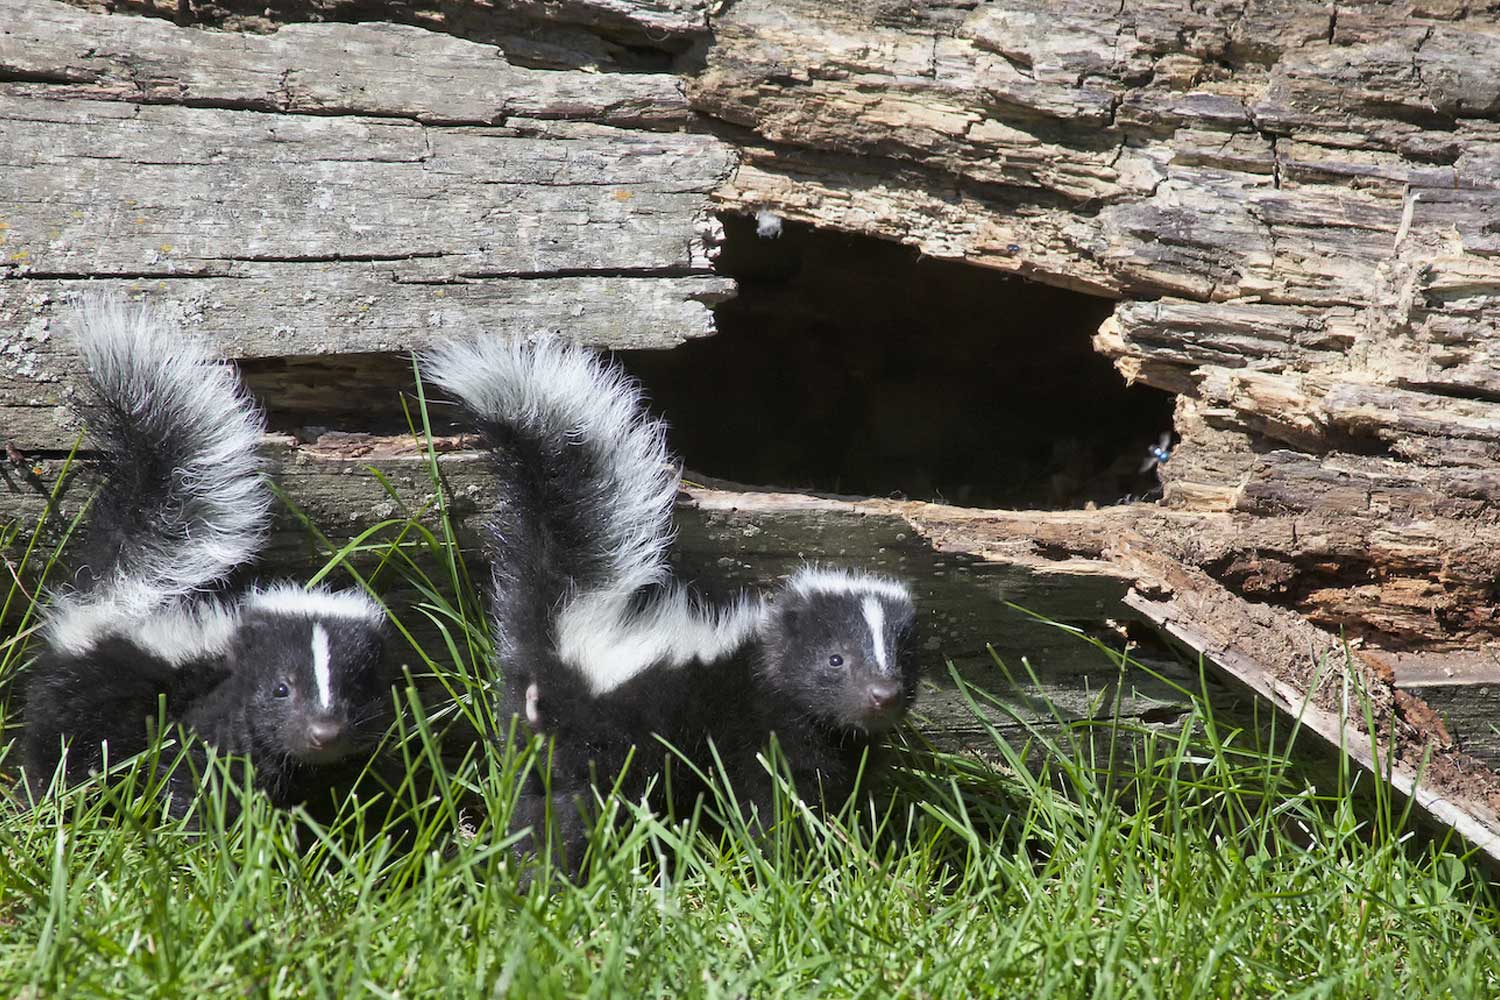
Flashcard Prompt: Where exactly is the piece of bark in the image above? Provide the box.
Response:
[1116,540,1500,865]
[1365,649,1500,771]
[689,0,1500,656]
[1,2,693,127]
[0,96,726,279]
[49,0,711,67]
[0,0,737,451]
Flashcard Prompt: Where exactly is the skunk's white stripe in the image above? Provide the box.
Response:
[787,565,911,603]
[311,624,332,709]
[46,598,242,664]
[244,583,384,624]
[556,587,766,695]
[861,596,888,673]
[133,601,243,666]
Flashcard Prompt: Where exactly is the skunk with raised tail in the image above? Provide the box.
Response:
[21,298,395,816]
[423,337,921,865]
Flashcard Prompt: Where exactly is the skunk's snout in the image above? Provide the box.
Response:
[302,718,349,758]
[307,719,343,748]
[854,678,908,733]
[866,680,901,712]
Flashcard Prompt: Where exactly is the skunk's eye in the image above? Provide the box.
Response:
[272,683,290,698]
[828,654,844,667]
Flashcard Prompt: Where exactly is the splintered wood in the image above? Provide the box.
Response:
[694,0,1500,656]
[1117,542,1500,865]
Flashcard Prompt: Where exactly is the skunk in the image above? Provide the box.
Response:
[21,297,395,817]
[423,337,921,865]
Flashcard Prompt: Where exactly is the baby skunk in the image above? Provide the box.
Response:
[21,297,395,817]
[423,337,921,864]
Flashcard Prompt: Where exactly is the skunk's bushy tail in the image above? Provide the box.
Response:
[421,337,681,682]
[46,297,269,652]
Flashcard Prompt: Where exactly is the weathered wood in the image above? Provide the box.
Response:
[1,276,731,448]
[1360,649,1500,772]
[1120,543,1500,865]
[0,0,736,452]
[1,1,693,127]
[55,0,712,66]
[0,97,726,278]
[689,0,1500,658]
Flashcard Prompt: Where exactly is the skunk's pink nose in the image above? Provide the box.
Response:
[867,681,901,711]
[307,720,343,749]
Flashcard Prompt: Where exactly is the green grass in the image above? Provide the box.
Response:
[6,637,1500,999]
[4,421,1500,996]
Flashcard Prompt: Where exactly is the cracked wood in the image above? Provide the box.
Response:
[690,0,1500,659]
[0,0,736,452]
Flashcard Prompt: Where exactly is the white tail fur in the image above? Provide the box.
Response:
[427,337,760,692]
[45,295,270,653]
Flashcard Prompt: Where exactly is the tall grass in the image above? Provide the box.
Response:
[2,407,1499,996]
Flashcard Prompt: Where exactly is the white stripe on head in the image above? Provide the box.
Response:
[311,624,332,709]
[244,583,385,625]
[861,596,888,672]
[787,565,911,603]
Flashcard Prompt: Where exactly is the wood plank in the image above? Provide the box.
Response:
[1359,649,1500,771]
[0,0,738,447]
[0,96,729,279]
[0,274,733,450]
[54,0,713,56]
[0,0,692,127]
[1115,540,1500,865]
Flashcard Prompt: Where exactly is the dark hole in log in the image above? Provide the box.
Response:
[238,215,1176,511]
[622,215,1175,510]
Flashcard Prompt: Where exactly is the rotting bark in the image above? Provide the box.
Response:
[1119,542,1500,865]
[691,0,1500,658]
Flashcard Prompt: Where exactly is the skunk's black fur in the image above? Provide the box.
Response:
[423,338,921,867]
[21,298,395,817]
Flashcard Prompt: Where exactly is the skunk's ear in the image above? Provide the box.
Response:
[342,623,393,680]
[768,596,811,643]
[223,612,280,668]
